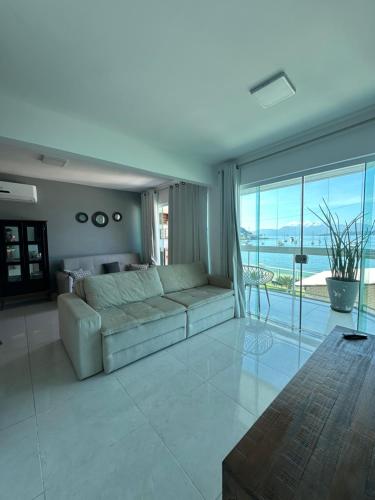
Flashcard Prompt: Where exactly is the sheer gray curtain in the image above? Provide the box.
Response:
[141,190,160,265]
[218,164,245,317]
[169,183,208,267]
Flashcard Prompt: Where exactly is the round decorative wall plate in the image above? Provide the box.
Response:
[112,211,122,222]
[75,212,88,223]
[92,211,109,227]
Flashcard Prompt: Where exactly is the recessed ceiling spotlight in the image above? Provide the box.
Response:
[40,155,68,167]
[250,72,296,109]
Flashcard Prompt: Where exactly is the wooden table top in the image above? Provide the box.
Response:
[223,326,375,500]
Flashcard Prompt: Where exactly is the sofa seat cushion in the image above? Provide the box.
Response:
[100,297,186,336]
[100,308,138,336]
[165,285,234,310]
[143,296,186,317]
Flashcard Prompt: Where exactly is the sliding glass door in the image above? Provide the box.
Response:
[240,160,375,336]
[300,164,365,334]
[240,178,303,330]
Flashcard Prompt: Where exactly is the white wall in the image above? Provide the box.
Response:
[0,174,141,287]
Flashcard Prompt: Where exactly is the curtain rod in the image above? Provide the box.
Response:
[238,115,375,168]
[169,181,186,187]
[142,181,187,195]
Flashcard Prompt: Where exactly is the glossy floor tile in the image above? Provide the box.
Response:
[44,423,203,500]
[0,355,35,431]
[209,354,290,416]
[144,382,255,499]
[0,301,323,499]
[168,335,241,381]
[0,417,43,500]
[38,382,148,493]
[0,309,34,431]
[116,351,204,417]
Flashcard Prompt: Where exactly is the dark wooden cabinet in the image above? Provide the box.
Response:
[0,220,50,306]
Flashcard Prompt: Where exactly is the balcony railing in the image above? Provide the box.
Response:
[241,243,375,259]
[240,244,375,314]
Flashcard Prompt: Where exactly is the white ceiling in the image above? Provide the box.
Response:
[1,0,375,166]
[0,143,169,191]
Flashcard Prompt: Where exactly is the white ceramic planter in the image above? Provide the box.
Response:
[326,277,359,313]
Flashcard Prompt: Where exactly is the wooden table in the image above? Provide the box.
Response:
[223,326,375,500]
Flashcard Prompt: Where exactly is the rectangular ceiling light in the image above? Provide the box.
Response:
[40,155,68,167]
[250,72,296,109]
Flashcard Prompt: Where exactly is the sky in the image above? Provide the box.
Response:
[240,165,369,232]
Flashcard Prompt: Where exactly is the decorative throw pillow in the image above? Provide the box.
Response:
[103,261,120,274]
[127,263,149,271]
[64,268,92,296]
[66,268,92,281]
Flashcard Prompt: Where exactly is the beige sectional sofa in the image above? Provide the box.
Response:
[58,262,234,379]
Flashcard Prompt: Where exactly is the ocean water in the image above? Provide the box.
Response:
[241,235,375,279]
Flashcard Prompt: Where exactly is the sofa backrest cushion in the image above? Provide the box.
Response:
[83,267,164,310]
[62,252,139,275]
[156,262,208,294]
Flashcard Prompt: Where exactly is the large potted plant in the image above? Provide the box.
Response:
[310,200,373,313]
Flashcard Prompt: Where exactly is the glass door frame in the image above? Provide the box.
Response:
[241,159,375,336]
[358,161,375,332]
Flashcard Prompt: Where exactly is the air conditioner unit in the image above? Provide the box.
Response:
[0,181,38,203]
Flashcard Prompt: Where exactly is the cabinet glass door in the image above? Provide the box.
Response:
[5,225,21,263]
[5,225,20,243]
[25,224,44,280]
[4,224,23,284]
[6,244,21,263]
[7,264,23,282]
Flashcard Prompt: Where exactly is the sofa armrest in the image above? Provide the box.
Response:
[56,271,73,295]
[208,274,233,289]
[58,293,102,380]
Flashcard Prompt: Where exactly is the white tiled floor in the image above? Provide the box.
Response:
[0,301,319,500]
[248,288,375,335]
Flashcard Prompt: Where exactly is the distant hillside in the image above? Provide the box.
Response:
[240,223,328,239]
[240,227,253,239]
[260,223,328,237]
[241,221,374,239]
